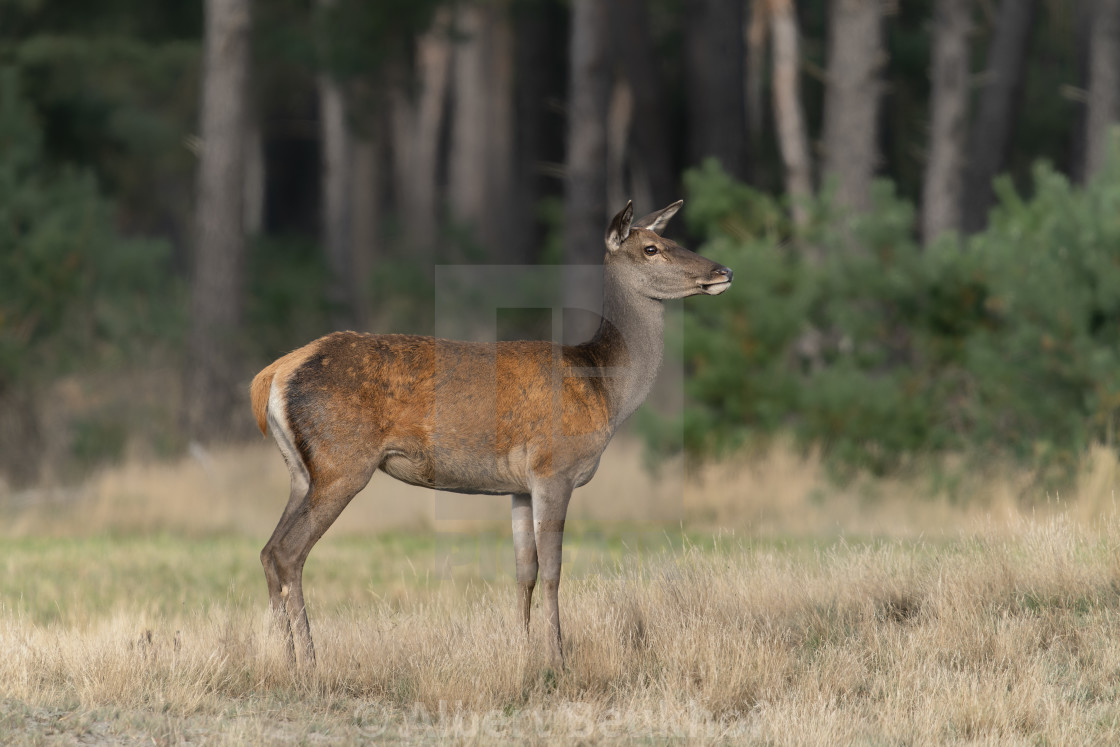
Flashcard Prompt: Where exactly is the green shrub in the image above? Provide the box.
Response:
[660,156,1120,482]
[0,68,181,484]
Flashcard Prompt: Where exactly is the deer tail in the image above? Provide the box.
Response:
[250,358,284,436]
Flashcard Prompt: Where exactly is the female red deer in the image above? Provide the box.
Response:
[250,201,732,667]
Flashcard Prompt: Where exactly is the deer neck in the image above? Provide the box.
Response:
[588,266,665,429]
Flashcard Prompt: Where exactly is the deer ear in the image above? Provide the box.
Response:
[605,201,634,253]
[632,199,683,235]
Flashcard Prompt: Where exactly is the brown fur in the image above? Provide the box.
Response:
[249,358,282,436]
[261,332,613,492]
[254,200,732,668]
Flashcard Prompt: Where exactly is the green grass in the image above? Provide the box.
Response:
[1,534,260,624]
[0,526,762,626]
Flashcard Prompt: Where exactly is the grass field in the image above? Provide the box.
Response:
[3,441,1120,743]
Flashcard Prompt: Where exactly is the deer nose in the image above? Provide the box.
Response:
[714,266,733,282]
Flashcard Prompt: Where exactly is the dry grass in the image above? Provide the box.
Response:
[2,437,685,538]
[6,434,1112,539]
[3,518,1120,742]
[4,441,1120,742]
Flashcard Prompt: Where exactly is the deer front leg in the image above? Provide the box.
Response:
[532,481,573,668]
[511,493,538,635]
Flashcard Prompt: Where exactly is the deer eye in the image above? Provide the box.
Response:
[643,245,658,256]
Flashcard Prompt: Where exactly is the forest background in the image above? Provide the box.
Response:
[2,0,1119,495]
[13,3,1120,740]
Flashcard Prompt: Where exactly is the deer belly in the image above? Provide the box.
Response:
[379,450,528,495]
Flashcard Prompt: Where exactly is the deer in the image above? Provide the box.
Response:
[249,200,732,668]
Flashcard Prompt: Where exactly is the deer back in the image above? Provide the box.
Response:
[266,331,614,493]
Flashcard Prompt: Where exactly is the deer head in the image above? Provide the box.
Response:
[604,200,733,300]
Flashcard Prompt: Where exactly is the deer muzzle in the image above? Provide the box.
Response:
[699,266,733,295]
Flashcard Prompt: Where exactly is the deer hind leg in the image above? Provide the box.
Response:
[511,493,537,635]
[532,480,574,668]
[262,462,376,666]
[260,407,377,666]
[260,409,310,661]
[261,479,303,661]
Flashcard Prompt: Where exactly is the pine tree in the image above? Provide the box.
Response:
[0,69,175,485]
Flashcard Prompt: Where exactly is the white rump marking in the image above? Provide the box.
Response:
[268,381,311,498]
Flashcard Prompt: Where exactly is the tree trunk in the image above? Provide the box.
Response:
[1071,0,1094,184]
[921,0,972,244]
[961,0,1036,232]
[448,2,516,261]
[565,0,611,268]
[607,77,637,213]
[0,383,43,487]
[768,0,813,227]
[317,67,356,328]
[746,0,769,163]
[684,0,749,180]
[821,0,885,213]
[512,0,567,264]
[565,0,612,340]
[350,126,380,329]
[611,0,677,207]
[391,10,452,255]
[1086,0,1120,178]
[185,0,251,441]
[244,113,264,237]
